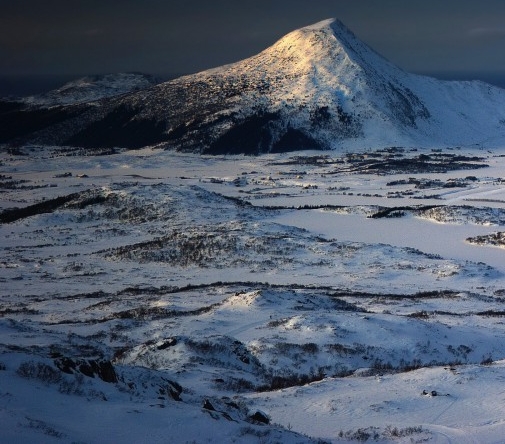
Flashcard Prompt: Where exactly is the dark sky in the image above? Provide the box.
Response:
[2,0,505,90]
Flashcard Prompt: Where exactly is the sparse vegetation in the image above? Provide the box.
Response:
[2,136,505,443]
[338,425,424,442]
[467,231,505,248]
[384,425,424,438]
[17,361,62,384]
[259,368,326,391]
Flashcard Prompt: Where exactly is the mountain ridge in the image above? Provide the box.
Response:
[21,72,160,107]
[1,18,505,152]
[20,72,161,107]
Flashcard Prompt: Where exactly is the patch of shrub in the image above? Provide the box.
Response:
[58,373,86,396]
[17,361,62,384]
[446,344,472,359]
[384,425,424,438]
[385,210,405,218]
[266,317,291,328]
[408,310,430,319]
[239,426,270,438]
[398,358,422,372]
[371,359,394,371]
[326,343,358,355]
[275,341,319,355]
[186,338,227,354]
[339,427,380,442]
[259,367,326,391]
[301,343,319,354]
[26,418,64,438]
[218,377,255,392]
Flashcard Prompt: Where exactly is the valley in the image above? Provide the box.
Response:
[1,145,505,442]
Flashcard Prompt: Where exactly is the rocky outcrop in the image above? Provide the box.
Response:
[54,357,118,383]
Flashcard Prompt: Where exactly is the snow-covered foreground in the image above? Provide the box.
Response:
[1,145,505,443]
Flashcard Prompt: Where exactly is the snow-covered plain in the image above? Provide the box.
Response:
[1,145,505,443]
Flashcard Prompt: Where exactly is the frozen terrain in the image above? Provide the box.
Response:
[1,145,505,443]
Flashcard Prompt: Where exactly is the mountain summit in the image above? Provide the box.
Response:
[2,19,505,152]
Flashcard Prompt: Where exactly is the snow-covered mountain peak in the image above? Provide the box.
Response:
[219,18,362,80]
[262,18,345,64]
[236,18,396,82]
[174,17,438,151]
[2,19,505,152]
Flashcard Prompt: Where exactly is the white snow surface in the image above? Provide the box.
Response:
[2,145,505,443]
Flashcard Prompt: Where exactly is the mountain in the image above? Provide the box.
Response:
[20,73,161,107]
[1,19,505,152]
[0,73,160,149]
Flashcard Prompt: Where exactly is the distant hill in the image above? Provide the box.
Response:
[20,73,161,106]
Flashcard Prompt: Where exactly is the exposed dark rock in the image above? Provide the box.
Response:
[203,399,216,411]
[159,379,183,401]
[54,357,77,374]
[53,357,117,383]
[168,388,182,402]
[222,412,235,422]
[90,360,117,383]
[78,361,95,378]
[249,410,270,424]
[157,337,177,350]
